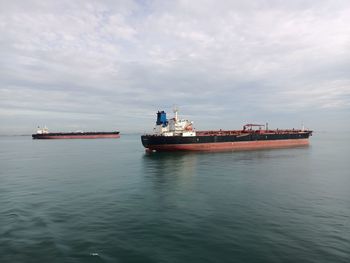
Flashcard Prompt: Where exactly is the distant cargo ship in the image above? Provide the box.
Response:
[141,109,312,152]
[32,126,120,139]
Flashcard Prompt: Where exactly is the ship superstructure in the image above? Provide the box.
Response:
[36,126,49,134]
[153,109,195,137]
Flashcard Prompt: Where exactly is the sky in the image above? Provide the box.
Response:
[0,0,349,134]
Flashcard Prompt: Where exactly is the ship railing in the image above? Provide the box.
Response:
[144,129,311,137]
[196,129,311,136]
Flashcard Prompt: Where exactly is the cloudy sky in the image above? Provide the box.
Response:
[1,0,349,134]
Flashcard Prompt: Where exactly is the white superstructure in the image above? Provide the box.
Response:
[153,109,196,137]
[36,126,49,134]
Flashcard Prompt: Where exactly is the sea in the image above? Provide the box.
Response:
[0,133,349,263]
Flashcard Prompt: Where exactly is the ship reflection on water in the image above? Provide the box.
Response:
[142,152,198,181]
[141,148,309,187]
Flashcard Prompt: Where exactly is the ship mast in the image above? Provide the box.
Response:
[173,106,179,122]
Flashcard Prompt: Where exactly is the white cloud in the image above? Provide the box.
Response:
[0,0,350,134]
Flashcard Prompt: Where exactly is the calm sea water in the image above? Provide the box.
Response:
[0,133,349,263]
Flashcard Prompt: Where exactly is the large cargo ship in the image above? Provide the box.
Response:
[141,110,312,152]
[32,126,120,139]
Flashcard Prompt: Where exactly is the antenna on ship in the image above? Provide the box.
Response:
[173,105,179,121]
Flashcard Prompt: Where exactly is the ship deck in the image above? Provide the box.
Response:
[195,129,310,136]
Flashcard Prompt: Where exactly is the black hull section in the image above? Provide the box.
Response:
[141,132,312,148]
[32,131,120,139]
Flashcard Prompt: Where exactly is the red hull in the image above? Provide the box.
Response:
[147,139,309,152]
[35,134,120,139]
